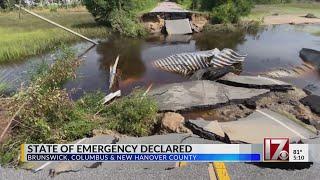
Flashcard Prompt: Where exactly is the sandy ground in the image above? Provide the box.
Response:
[263,14,320,25]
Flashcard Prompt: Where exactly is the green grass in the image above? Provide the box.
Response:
[0,46,159,166]
[132,0,160,15]
[243,2,320,21]
[0,7,109,64]
[0,46,92,165]
[77,90,159,137]
[176,0,193,10]
[275,109,317,134]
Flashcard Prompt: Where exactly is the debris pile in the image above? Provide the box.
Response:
[299,48,320,70]
[153,48,246,76]
[160,112,191,134]
[304,13,318,19]
[217,73,293,91]
[149,80,269,112]
[186,109,317,144]
[261,63,315,78]
[165,19,192,35]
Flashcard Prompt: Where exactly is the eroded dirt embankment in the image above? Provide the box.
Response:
[141,12,209,34]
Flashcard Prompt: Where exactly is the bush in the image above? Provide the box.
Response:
[176,0,253,23]
[62,111,96,141]
[0,46,94,166]
[100,92,158,136]
[83,0,158,36]
[76,91,106,114]
[175,0,193,9]
[1,0,19,10]
[212,2,238,23]
[48,4,58,12]
[211,0,253,23]
[77,90,159,137]
[109,10,146,37]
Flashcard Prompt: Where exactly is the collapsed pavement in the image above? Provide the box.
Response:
[6,73,320,179]
[216,73,293,91]
[149,80,270,112]
[299,48,320,70]
[149,73,320,143]
[186,109,317,144]
[300,83,320,116]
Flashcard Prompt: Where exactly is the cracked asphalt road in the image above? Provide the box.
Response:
[1,134,319,180]
[1,162,319,180]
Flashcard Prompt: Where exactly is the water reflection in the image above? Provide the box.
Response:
[96,37,146,80]
[63,24,320,99]
[1,24,319,99]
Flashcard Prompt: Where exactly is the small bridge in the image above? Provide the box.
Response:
[141,1,208,35]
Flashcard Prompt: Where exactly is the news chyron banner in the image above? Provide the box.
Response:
[20,138,316,163]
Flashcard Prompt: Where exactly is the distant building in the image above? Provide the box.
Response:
[22,0,82,6]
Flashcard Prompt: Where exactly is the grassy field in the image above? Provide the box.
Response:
[243,2,320,21]
[0,7,109,64]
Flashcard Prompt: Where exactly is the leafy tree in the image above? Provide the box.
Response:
[1,0,19,9]
[210,0,253,24]
[176,0,253,23]
[83,0,158,37]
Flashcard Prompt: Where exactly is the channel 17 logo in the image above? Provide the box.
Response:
[264,138,289,161]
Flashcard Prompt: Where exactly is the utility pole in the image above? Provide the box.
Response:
[15,4,98,45]
[18,0,22,19]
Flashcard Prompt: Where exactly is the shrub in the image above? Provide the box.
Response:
[175,0,193,9]
[109,10,146,37]
[99,91,158,136]
[211,0,253,24]
[176,0,253,23]
[77,90,159,137]
[83,0,158,36]
[76,91,106,114]
[212,2,238,23]
[235,0,253,16]
[199,0,223,10]
[48,4,58,12]
[1,0,19,10]
[62,111,96,141]
[0,46,93,166]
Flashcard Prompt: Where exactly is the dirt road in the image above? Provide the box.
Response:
[151,1,189,13]
[263,14,320,25]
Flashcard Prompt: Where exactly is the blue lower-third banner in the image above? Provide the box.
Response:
[26,154,261,162]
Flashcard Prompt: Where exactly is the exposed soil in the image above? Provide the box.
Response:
[181,104,253,122]
[0,98,11,143]
[141,15,165,34]
[256,88,320,129]
[263,14,320,25]
[182,88,320,130]
[190,13,209,32]
[141,12,209,34]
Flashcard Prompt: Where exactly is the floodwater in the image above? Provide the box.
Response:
[1,24,320,99]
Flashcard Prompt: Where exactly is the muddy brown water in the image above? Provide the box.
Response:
[0,24,320,100]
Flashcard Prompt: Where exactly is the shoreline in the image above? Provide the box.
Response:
[262,14,320,25]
